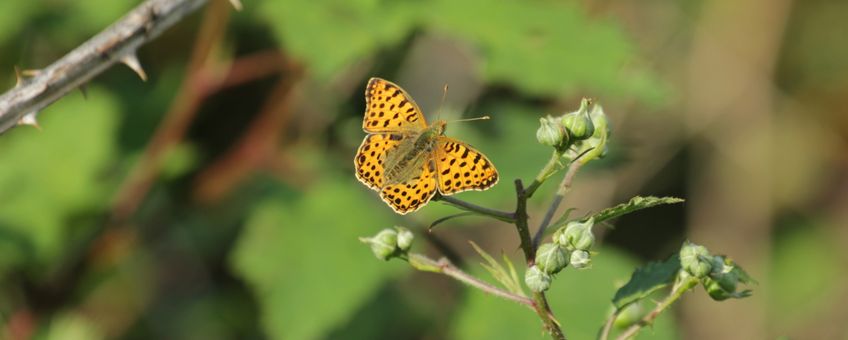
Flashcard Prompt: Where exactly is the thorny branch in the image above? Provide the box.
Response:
[0,0,240,135]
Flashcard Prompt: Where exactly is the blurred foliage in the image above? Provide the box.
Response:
[0,0,844,339]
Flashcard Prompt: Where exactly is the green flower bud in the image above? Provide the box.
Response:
[395,226,414,251]
[556,218,595,251]
[535,243,568,274]
[359,229,398,261]
[561,98,595,141]
[570,250,591,269]
[703,255,755,301]
[703,277,733,301]
[613,302,644,329]
[536,115,567,147]
[680,241,711,278]
[525,265,552,292]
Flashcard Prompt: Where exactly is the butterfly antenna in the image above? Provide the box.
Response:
[449,115,491,123]
[436,83,449,121]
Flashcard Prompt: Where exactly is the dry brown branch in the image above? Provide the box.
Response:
[0,0,233,134]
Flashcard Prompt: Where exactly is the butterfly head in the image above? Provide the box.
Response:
[432,119,447,135]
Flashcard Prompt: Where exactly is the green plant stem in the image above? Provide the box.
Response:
[515,180,566,340]
[435,195,515,222]
[532,158,585,247]
[524,150,563,198]
[612,276,699,340]
[406,254,534,308]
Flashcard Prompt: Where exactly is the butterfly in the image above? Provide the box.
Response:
[354,77,499,214]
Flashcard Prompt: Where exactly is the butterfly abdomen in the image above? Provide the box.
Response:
[383,130,440,187]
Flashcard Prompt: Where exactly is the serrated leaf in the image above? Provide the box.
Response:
[592,196,684,224]
[612,255,681,309]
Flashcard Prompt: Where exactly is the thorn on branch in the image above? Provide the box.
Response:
[79,84,89,99]
[17,111,40,130]
[14,67,41,88]
[120,54,147,81]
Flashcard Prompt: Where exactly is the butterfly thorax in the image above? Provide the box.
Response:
[382,120,446,187]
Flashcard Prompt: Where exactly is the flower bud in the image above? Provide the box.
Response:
[395,226,414,251]
[556,218,595,251]
[680,241,712,278]
[703,277,733,301]
[536,115,567,147]
[359,229,398,261]
[561,98,595,141]
[570,250,591,269]
[525,265,552,292]
[613,302,644,329]
[535,243,568,274]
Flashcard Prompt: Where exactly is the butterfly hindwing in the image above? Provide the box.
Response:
[355,133,405,191]
[379,159,438,214]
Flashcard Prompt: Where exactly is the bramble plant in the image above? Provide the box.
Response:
[359,98,755,340]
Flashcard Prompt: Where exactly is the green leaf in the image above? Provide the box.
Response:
[612,255,681,309]
[469,241,524,295]
[452,247,677,339]
[230,179,402,340]
[429,0,666,102]
[259,0,421,81]
[0,87,118,275]
[592,196,684,224]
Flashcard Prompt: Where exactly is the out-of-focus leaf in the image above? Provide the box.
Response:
[0,87,118,274]
[428,0,667,103]
[260,0,421,80]
[45,312,104,340]
[612,255,680,309]
[770,224,845,333]
[451,247,677,339]
[0,1,37,45]
[592,196,684,224]
[230,179,403,340]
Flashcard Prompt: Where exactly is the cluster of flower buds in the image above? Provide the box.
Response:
[679,241,754,301]
[359,226,414,261]
[536,98,605,154]
[525,218,597,292]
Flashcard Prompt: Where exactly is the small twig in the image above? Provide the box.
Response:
[613,276,698,340]
[0,0,214,134]
[532,160,585,247]
[435,195,515,223]
[409,255,534,308]
[599,312,617,340]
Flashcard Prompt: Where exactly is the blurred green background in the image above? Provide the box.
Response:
[1,0,846,339]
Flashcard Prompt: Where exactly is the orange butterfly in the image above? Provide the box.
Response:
[354,77,498,214]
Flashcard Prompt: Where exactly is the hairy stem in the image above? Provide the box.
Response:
[435,195,515,223]
[407,254,534,308]
[532,160,585,246]
[0,0,217,134]
[524,150,563,198]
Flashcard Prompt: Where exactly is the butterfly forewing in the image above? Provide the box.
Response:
[363,78,427,133]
